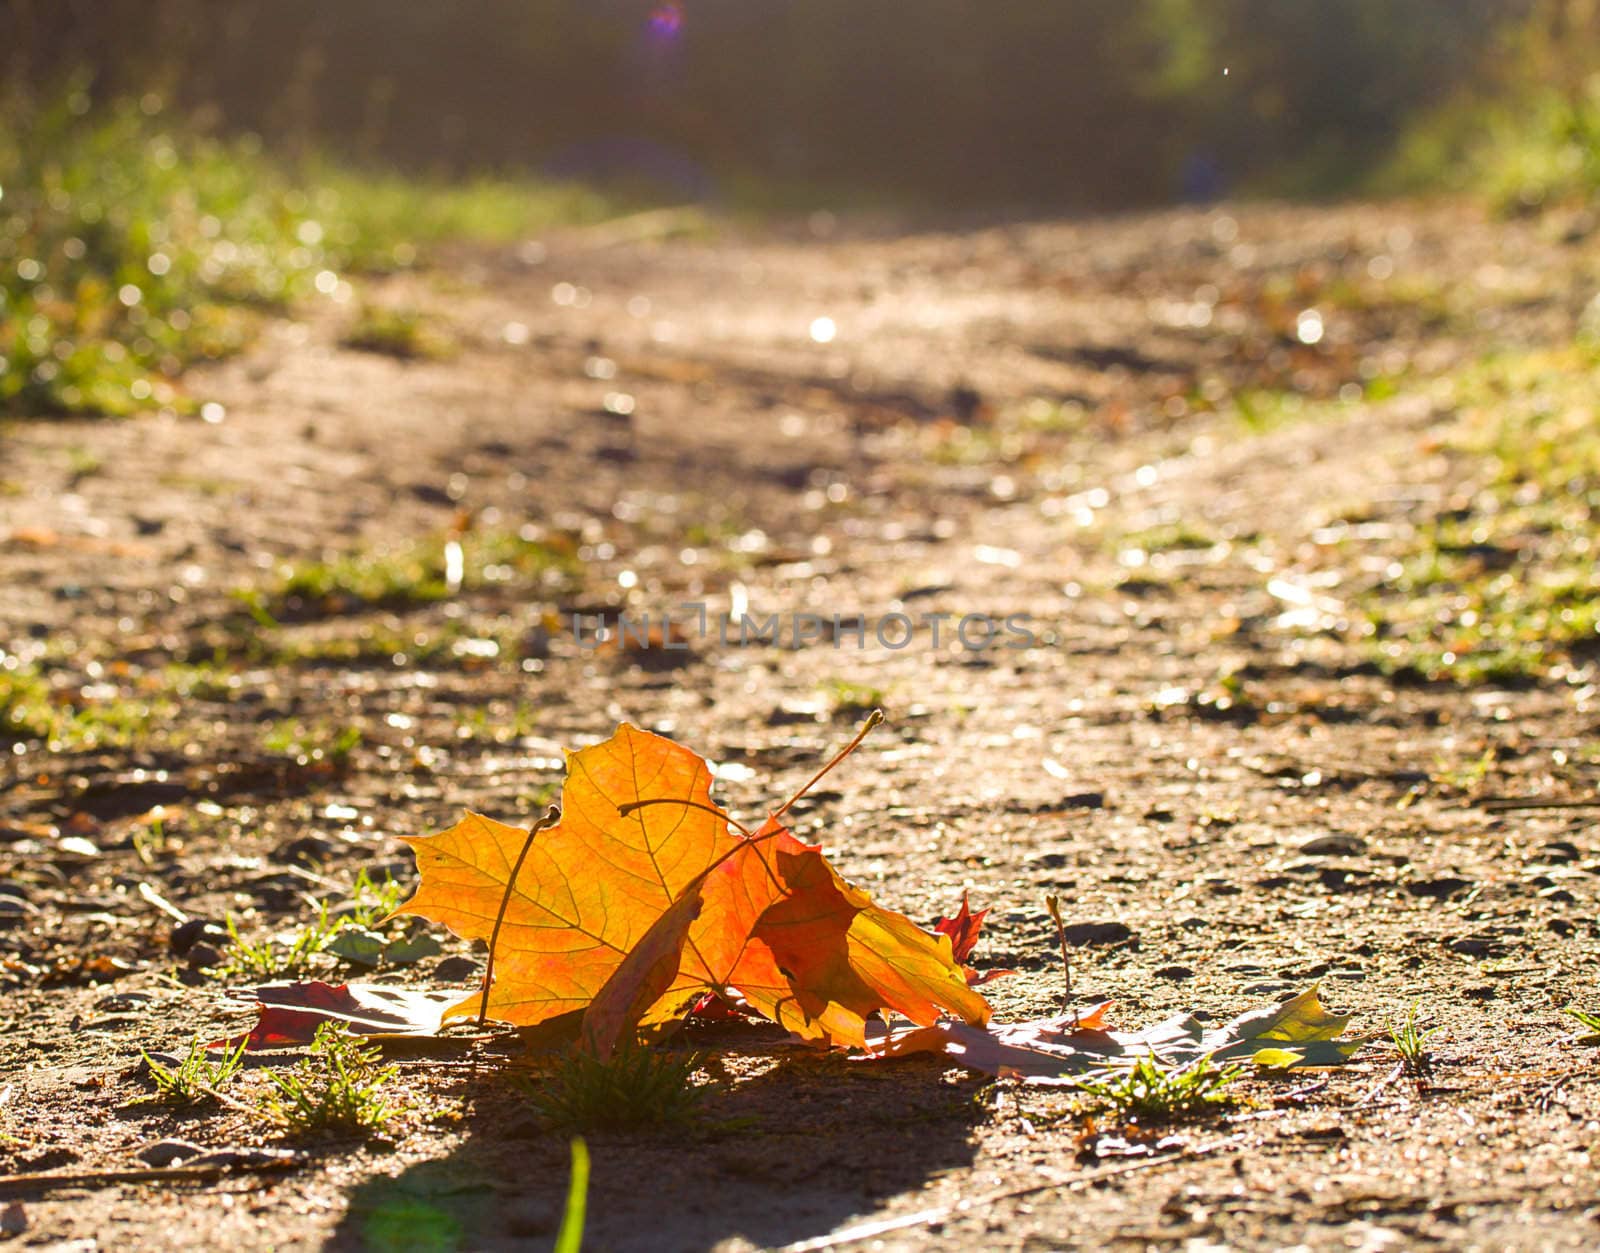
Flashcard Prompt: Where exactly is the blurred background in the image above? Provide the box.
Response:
[2,0,1598,419]
[5,0,1592,209]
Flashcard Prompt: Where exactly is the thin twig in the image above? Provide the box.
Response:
[1270,1078,1330,1104]
[1355,1061,1406,1108]
[480,805,560,1027]
[1477,797,1600,812]
[0,1159,300,1197]
[1043,894,1075,1029]
[137,881,189,924]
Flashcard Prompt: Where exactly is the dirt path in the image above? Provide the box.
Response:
[2,199,1598,1251]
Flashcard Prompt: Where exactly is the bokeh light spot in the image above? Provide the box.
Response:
[648,4,684,38]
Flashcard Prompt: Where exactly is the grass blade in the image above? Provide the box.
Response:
[554,1137,590,1253]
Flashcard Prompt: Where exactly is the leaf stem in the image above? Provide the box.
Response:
[616,710,882,838]
[771,708,883,820]
[1044,894,1076,1029]
[481,805,561,1026]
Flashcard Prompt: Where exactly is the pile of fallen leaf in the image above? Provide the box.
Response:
[224,719,1360,1081]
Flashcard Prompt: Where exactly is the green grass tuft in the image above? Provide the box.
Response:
[1073,1054,1244,1123]
[140,1034,248,1107]
[260,719,363,769]
[1388,1001,1442,1082]
[262,1023,403,1138]
[208,907,344,981]
[340,304,455,360]
[518,1043,707,1132]
[261,528,579,620]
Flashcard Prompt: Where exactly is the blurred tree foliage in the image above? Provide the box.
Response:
[2,0,1549,207]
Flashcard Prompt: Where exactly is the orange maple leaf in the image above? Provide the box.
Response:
[397,722,989,1052]
[396,724,739,1029]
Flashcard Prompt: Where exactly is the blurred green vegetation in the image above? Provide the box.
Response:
[3,3,1596,423]
[0,0,1540,210]
[1263,339,1600,685]
[1383,0,1600,214]
[0,89,615,418]
[1358,343,1600,684]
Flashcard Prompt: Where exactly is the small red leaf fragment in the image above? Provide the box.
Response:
[933,891,988,965]
[933,890,1015,987]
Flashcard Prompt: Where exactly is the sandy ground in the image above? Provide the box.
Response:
[2,199,1598,1251]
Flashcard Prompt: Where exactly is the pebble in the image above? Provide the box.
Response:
[1298,833,1367,856]
[170,918,226,957]
[1407,877,1474,900]
[185,943,225,969]
[138,1139,205,1167]
[1058,921,1132,946]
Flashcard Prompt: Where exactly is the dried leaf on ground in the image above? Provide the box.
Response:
[221,981,458,1049]
[397,723,988,1053]
[868,986,1357,1082]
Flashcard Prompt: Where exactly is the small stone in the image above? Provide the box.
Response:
[1058,921,1132,947]
[277,835,337,865]
[1298,833,1366,857]
[170,918,226,957]
[1407,877,1475,900]
[1,1202,26,1236]
[185,943,225,970]
[1155,965,1194,980]
[138,1139,205,1167]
